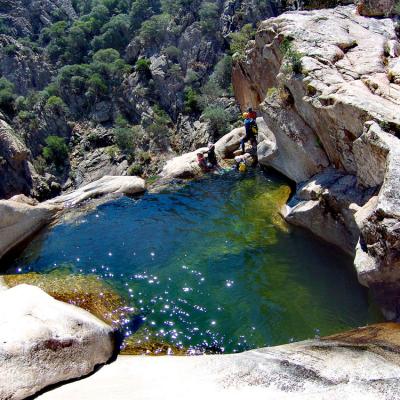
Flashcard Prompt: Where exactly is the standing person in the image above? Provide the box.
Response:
[247,107,257,120]
[240,107,258,153]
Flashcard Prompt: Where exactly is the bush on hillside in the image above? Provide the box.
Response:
[229,24,256,59]
[42,136,69,166]
[202,105,230,136]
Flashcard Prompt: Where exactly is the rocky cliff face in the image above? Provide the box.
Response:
[0,0,76,38]
[233,5,400,318]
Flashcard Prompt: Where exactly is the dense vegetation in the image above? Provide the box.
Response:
[0,0,268,187]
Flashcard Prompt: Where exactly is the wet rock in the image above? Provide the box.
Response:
[46,176,146,207]
[0,284,114,400]
[0,199,59,260]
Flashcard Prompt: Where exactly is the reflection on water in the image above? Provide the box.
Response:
[3,171,380,353]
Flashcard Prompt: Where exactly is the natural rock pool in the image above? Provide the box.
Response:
[3,171,380,353]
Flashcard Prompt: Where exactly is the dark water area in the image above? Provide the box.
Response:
[3,171,380,353]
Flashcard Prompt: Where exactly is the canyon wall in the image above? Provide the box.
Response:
[233,5,400,318]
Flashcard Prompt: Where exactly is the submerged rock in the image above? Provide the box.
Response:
[3,272,134,328]
[37,323,400,400]
[0,284,114,400]
[0,199,60,260]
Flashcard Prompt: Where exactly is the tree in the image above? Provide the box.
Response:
[42,136,69,166]
[213,55,232,90]
[199,1,219,33]
[0,78,16,114]
[184,87,200,113]
[202,106,230,136]
[91,14,130,51]
[229,24,256,59]
[45,96,67,114]
[139,14,170,46]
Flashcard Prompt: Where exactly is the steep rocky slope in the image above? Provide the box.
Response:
[0,0,285,200]
[233,4,400,318]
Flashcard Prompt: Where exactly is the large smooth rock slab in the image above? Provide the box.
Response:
[0,199,59,260]
[0,284,115,400]
[38,323,400,400]
[46,175,146,207]
[160,147,208,179]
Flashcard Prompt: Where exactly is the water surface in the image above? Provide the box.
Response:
[3,171,379,353]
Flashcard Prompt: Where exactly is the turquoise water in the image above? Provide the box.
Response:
[4,171,379,353]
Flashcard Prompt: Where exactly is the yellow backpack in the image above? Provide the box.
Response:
[239,162,247,173]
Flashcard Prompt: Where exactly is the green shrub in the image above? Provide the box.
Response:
[114,127,135,154]
[199,1,219,33]
[42,136,69,166]
[184,87,200,113]
[267,87,278,98]
[135,58,152,78]
[3,44,18,56]
[91,14,130,52]
[115,114,129,128]
[184,69,200,85]
[139,14,170,45]
[0,78,15,113]
[167,63,183,80]
[33,156,47,175]
[280,38,303,75]
[163,46,181,61]
[137,150,151,163]
[87,73,108,97]
[202,106,230,136]
[0,18,10,35]
[45,96,67,113]
[212,55,232,90]
[229,24,256,59]
[128,163,143,176]
[106,145,119,160]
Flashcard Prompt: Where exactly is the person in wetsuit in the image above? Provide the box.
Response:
[240,107,258,153]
